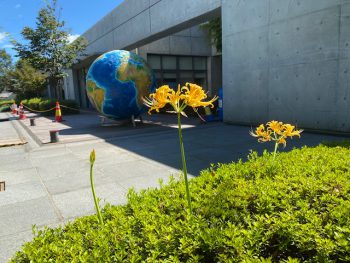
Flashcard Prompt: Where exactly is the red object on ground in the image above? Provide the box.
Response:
[55,102,62,122]
[18,102,26,120]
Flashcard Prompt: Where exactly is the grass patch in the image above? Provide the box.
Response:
[10,145,350,262]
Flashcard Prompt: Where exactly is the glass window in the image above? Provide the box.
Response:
[154,71,161,78]
[163,72,177,88]
[179,72,193,78]
[163,72,177,79]
[162,56,176,70]
[194,72,206,78]
[179,57,192,70]
[148,55,161,70]
[194,57,206,70]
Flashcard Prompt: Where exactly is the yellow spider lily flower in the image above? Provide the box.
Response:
[250,124,265,137]
[143,85,172,113]
[250,124,272,142]
[168,84,185,108]
[182,83,218,108]
[278,137,287,147]
[283,124,303,138]
[250,120,303,161]
[267,120,283,135]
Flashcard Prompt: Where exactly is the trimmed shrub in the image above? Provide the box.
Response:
[0,99,14,107]
[21,97,80,115]
[10,145,350,262]
[0,105,10,112]
[321,140,350,148]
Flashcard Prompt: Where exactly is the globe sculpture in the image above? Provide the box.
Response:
[86,50,156,120]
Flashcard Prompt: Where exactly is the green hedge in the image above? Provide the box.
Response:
[0,105,10,112]
[10,145,350,262]
[0,99,14,107]
[21,98,80,115]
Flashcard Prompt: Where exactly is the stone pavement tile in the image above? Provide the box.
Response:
[30,152,80,167]
[0,146,26,157]
[0,158,33,172]
[0,120,19,138]
[0,168,39,185]
[44,168,103,195]
[0,230,33,263]
[0,150,30,163]
[0,229,34,263]
[0,197,60,236]
[36,159,90,181]
[52,183,127,219]
[92,149,141,166]
[96,159,172,183]
[0,180,47,207]
[29,144,69,158]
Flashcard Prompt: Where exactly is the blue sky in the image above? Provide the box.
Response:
[0,0,123,60]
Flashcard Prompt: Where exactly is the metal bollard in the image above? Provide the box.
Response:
[0,181,5,192]
[50,130,59,143]
[30,118,36,126]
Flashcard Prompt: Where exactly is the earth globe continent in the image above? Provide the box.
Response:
[86,50,156,120]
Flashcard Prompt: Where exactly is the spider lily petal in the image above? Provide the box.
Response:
[182,83,218,108]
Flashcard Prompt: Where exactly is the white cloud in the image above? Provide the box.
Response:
[67,34,80,43]
[0,32,8,43]
[15,4,21,8]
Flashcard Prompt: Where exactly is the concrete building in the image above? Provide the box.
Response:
[64,0,350,132]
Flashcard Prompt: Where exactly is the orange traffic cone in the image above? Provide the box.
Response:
[55,101,62,122]
[18,102,26,120]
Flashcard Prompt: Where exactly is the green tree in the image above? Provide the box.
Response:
[13,0,87,99]
[7,60,47,100]
[0,48,13,92]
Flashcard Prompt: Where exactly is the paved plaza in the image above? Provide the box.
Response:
[0,111,348,262]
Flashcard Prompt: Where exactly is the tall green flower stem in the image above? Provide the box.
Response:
[177,112,193,214]
[272,141,279,163]
[90,150,104,225]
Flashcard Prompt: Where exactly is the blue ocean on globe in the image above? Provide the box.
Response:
[86,50,156,120]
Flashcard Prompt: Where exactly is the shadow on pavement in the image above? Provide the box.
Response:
[23,111,349,176]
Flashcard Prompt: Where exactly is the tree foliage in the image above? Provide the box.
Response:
[12,0,87,99]
[0,48,13,92]
[7,60,47,100]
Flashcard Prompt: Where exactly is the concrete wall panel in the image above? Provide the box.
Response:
[174,28,191,37]
[190,26,207,37]
[269,7,340,67]
[268,60,339,129]
[113,0,150,27]
[222,0,269,36]
[114,10,151,49]
[150,0,221,35]
[190,37,212,55]
[223,0,350,131]
[222,57,269,124]
[340,3,350,59]
[225,26,268,70]
[269,0,342,23]
[336,58,350,130]
[140,37,171,55]
[169,36,192,55]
